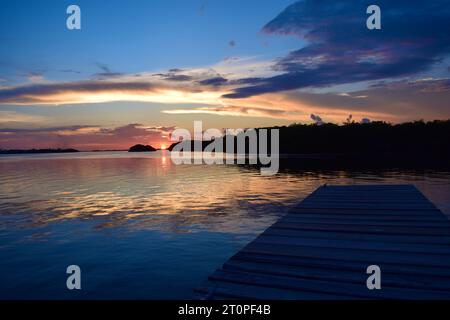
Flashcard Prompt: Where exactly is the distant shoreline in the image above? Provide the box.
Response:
[0,148,79,155]
[1,149,449,170]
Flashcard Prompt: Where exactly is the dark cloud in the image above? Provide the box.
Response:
[0,67,228,104]
[0,80,160,104]
[369,78,450,93]
[168,68,184,73]
[198,76,228,87]
[224,0,450,98]
[284,78,450,120]
[154,69,193,82]
[95,62,112,74]
[162,74,192,81]
[60,69,81,74]
[155,68,229,85]
[92,62,123,78]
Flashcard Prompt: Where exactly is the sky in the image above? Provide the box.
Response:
[1,0,450,150]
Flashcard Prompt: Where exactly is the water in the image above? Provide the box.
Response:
[0,151,449,299]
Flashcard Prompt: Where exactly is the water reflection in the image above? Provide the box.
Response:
[1,151,450,299]
[1,152,450,236]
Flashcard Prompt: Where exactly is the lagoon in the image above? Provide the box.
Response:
[0,151,449,299]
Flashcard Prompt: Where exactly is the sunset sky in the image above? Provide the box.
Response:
[1,0,450,150]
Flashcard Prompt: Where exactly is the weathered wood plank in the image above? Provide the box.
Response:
[232,252,450,278]
[241,242,450,267]
[195,279,345,300]
[284,212,448,222]
[297,203,437,211]
[272,221,450,236]
[281,215,449,227]
[209,269,450,299]
[255,234,450,255]
[289,208,445,216]
[263,228,450,245]
[223,260,450,292]
[195,184,450,300]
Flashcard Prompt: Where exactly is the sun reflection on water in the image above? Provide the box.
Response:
[1,151,450,236]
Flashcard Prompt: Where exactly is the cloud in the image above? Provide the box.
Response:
[310,114,323,125]
[0,55,283,106]
[0,62,257,105]
[154,71,193,82]
[0,76,233,106]
[2,70,449,124]
[370,78,450,93]
[0,124,175,150]
[163,105,294,119]
[60,69,81,74]
[27,72,45,82]
[163,77,450,122]
[0,111,46,124]
[282,78,450,121]
[197,76,228,87]
[0,80,159,104]
[1,2,450,125]
[95,62,112,74]
[223,0,450,98]
[92,62,123,78]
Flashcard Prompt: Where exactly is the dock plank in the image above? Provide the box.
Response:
[242,242,450,267]
[289,208,446,217]
[281,215,447,227]
[263,228,450,245]
[208,269,450,299]
[233,252,450,278]
[284,212,448,222]
[271,221,450,236]
[195,185,450,300]
[222,260,450,292]
[255,234,450,254]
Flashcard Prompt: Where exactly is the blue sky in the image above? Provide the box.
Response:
[1,0,450,150]
[0,0,298,83]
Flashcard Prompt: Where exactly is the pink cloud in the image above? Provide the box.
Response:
[0,124,175,151]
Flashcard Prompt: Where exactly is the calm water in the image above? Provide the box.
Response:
[0,151,449,299]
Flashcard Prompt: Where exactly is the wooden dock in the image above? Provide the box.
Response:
[195,184,450,299]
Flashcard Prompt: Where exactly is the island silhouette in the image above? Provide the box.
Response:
[166,119,450,166]
[2,120,449,163]
[128,144,157,152]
